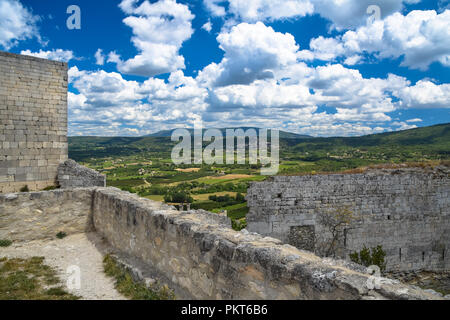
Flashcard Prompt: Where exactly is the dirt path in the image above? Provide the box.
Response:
[0,233,126,300]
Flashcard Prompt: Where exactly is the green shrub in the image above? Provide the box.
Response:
[235,193,245,202]
[43,186,58,191]
[19,185,29,192]
[0,239,13,247]
[164,191,193,203]
[56,232,67,239]
[231,218,247,231]
[350,245,387,272]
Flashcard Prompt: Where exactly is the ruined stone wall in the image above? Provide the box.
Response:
[0,187,442,299]
[90,187,439,300]
[0,51,68,193]
[58,159,106,188]
[0,188,93,242]
[246,167,450,272]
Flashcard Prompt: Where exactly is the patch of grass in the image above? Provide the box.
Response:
[43,186,58,191]
[0,257,79,300]
[144,195,165,202]
[192,192,238,201]
[103,254,175,300]
[56,232,67,239]
[45,287,71,296]
[211,202,249,231]
[107,178,146,188]
[0,240,12,248]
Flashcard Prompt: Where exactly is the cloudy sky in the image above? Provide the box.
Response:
[1,0,449,137]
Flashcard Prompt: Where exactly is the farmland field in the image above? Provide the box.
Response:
[69,123,450,230]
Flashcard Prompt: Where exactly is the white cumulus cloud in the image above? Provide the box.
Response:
[0,0,40,49]
[304,10,450,70]
[311,0,420,30]
[68,66,208,136]
[204,0,313,22]
[95,49,105,65]
[198,22,300,87]
[202,20,213,33]
[20,49,74,62]
[395,80,450,109]
[109,0,194,77]
[203,0,419,29]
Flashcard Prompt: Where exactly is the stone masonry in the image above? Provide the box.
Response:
[0,51,447,300]
[246,167,450,272]
[0,187,444,300]
[0,51,68,193]
[58,159,106,188]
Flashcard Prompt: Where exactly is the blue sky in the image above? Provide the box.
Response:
[1,0,449,137]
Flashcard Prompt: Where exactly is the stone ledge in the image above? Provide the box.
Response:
[92,187,444,300]
[0,50,68,67]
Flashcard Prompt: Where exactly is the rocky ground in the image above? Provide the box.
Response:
[387,271,450,298]
[0,233,126,300]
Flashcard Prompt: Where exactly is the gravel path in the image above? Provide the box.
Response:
[0,233,126,300]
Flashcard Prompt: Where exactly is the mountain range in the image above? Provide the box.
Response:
[69,123,450,162]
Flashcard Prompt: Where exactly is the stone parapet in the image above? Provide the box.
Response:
[58,159,106,188]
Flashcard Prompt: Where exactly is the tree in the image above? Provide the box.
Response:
[236,193,245,202]
[171,192,193,204]
[316,205,358,258]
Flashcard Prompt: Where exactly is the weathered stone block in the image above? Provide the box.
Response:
[57,159,106,189]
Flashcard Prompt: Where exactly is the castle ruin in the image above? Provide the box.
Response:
[0,52,447,300]
[246,168,450,272]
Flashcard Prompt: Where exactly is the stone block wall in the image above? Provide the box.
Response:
[0,187,442,299]
[246,167,450,272]
[0,51,68,193]
[58,159,106,188]
[90,187,438,300]
[0,188,94,242]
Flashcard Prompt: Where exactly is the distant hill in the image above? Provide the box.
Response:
[287,123,450,150]
[146,127,312,140]
[69,123,450,162]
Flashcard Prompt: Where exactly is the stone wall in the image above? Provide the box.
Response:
[90,187,440,300]
[58,159,106,188]
[0,51,68,193]
[0,187,443,299]
[0,188,93,242]
[246,167,450,272]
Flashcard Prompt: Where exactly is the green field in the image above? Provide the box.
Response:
[69,123,450,230]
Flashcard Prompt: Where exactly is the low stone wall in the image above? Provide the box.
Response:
[58,159,106,188]
[91,188,439,300]
[0,187,443,299]
[0,188,94,242]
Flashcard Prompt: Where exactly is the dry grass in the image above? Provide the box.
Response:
[175,168,201,173]
[350,160,449,173]
[212,174,253,180]
[284,160,449,177]
[0,257,79,300]
[192,192,238,201]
